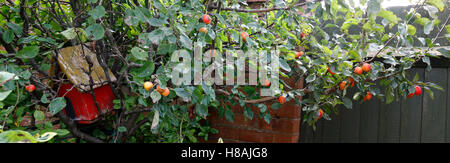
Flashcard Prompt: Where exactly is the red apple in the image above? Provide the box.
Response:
[279,96,285,104]
[362,63,371,72]
[202,14,211,24]
[25,84,35,93]
[354,67,363,75]
[414,86,422,96]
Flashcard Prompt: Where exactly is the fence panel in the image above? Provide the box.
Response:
[299,66,450,143]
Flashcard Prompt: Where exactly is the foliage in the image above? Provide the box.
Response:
[0,0,448,142]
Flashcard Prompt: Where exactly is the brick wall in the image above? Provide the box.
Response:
[204,76,303,143]
[202,0,305,143]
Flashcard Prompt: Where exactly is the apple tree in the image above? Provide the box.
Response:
[0,0,448,142]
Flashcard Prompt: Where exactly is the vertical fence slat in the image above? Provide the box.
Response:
[400,68,424,143]
[421,68,447,143]
[299,120,314,143]
[359,88,381,143]
[446,67,450,142]
[339,102,360,143]
[378,100,401,143]
[322,109,341,143]
[312,119,324,143]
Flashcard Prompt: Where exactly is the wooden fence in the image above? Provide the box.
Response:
[299,59,450,143]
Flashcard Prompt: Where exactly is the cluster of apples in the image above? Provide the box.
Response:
[144,81,170,97]
[407,86,422,98]
[330,62,374,102]
[199,14,210,34]
[277,49,305,104]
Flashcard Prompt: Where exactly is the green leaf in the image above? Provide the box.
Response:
[386,86,394,104]
[353,92,361,100]
[279,58,291,72]
[16,46,39,58]
[139,29,165,45]
[151,108,159,129]
[131,47,148,61]
[244,107,254,120]
[427,82,444,91]
[55,129,70,136]
[117,126,127,132]
[437,48,450,58]
[179,34,193,50]
[40,94,49,103]
[0,90,12,101]
[88,6,106,20]
[305,74,316,83]
[377,9,400,25]
[85,23,104,40]
[342,97,352,109]
[134,61,155,78]
[341,18,359,32]
[2,29,14,44]
[147,18,166,27]
[33,110,45,121]
[424,86,434,100]
[426,0,445,12]
[48,97,66,115]
[88,0,98,3]
[264,113,271,124]
[60,28,77,40]
[271,103,282,110]
[174,88,191,99]
[424,20,434,35]
[407,25,416,35]
[367,0,381,15]
[413,73,419,83]
[150,90,161,103]
[36,132,58,142]
[0,71,19,84]
[225,107,234,122]
[7,23,22,37]
[0,130,37,143]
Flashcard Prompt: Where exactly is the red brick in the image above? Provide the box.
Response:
[272,104,302,119]
[210,126,240,140]
[235,113,259,128]
[231,104,244,113]
[273,133,299,143]
[238,129,273,143]
[257,117,273,131]
[271,118,301,134]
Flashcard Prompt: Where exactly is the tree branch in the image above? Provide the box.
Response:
[207,0,318,13]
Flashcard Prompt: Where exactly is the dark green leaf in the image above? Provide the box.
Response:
[2,29,14,44]
[88,6,106,20]
[85,23,104,40]
[49,97,66,115]
[16,46,39,59]
[33,110,45,121]
[342,97,352,109]
[131,47,148,61]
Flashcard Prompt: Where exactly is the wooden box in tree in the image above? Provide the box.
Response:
[56,45,116,124]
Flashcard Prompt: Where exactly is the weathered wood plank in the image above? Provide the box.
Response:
[400,68,424,143]
[299,117,315,143]
[322,108,341,143]
[421,68,447,143]
[359,89,381,143]
[312,118,324,143]
[378,100,401,143]
[339,101,360,143]
[446,68,450,143]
